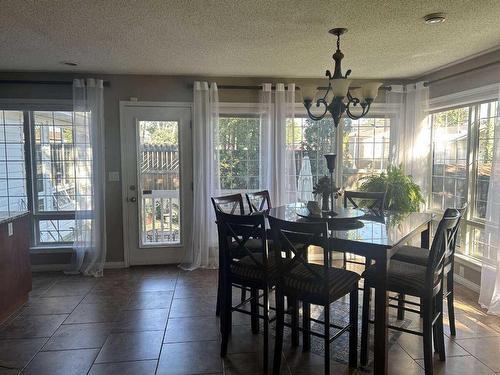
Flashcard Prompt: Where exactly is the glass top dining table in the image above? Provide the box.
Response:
[268,202,434,251]
[267,202,435,375]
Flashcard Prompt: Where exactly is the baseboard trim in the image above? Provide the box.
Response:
[31,264,72,272]
[32,262,127,272]
[104,261,127,269]
[454,273,480,293]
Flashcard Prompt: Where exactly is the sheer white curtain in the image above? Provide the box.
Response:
[260,83,297,206]
[479,86,500,316]
[260,83,273,193]
[181,82,220,270]
[387,82,430,202]
[70,78,106,277]
[386,85,405,166]
[404,82,431,200]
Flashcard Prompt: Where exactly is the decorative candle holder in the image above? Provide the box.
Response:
[324,153,339,214]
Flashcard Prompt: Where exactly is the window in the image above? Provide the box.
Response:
[286,116,335,199]
[430,99,500,262]
[430,107,469,211]
[138,121,180,245]
[285,114,392,199]
[33,111,76,212]
[0,110,27,213]
[0,107,87,246]
[342,117,391,188]
[218,115,261,193]
[474,101,497,220]
[31,111,80,244]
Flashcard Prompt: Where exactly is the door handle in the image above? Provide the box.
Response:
[128,197,137,203]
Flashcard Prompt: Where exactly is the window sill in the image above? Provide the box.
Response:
[454,253,482,272]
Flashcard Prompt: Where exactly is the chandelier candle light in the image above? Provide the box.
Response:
[301,28,383,127]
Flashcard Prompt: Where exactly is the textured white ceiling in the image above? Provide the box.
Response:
[1,0,500,79]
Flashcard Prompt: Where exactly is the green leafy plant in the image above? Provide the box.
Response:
[359,165,424,213]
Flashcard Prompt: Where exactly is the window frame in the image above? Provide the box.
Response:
[218,103,267,195]
[293,102,399,188]
[0,99,76,248]
[427,85,499,262]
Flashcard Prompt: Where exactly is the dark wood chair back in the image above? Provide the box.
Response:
[211,194,245,215]
[447,203,467,259]
[215,210,268,277]
[268,215,330,300]
[343,190,387,212]
[246,190,272,213]
[426,209,461,296]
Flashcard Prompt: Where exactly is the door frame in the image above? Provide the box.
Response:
[119,101,192,267]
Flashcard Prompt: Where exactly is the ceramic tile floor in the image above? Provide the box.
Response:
[0,265,499,374]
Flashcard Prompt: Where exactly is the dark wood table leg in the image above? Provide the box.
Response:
[421,222,430,249]
[373,252,389,375]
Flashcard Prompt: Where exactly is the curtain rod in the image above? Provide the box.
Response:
[0,80,111,87]
[423,60,500,87]
[195,84,392,91]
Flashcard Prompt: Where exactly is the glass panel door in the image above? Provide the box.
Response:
[138,120,181,246]
[121,104,192,265]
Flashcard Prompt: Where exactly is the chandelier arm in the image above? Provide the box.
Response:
[306,98,329,121]
[347,93,361,107]
[345,101,371,120]
[320,83,332,102]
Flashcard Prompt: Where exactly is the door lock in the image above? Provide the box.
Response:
[128,197,137,203]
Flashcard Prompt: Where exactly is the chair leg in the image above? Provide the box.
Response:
[447,271,456,336]
[263,286,269,371]
[360,285,370,366]
[432,297,439,353]
[422,298,434,375]
[302,302,311,352]
[216,268,222,317]
[436,291,446,361]
[251,288,259,334]
[397,293,405,320]
[291,297,299,347]
[220,278,232,357]
[349,289,359,369]
[273,290,285,375]
[343,252,347,269]
[324,303,330,375]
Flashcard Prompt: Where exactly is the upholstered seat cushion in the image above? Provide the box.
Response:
[230,253,279,281]
[363,260,427,296]
[392,245,429,266]
[283,263,360,301]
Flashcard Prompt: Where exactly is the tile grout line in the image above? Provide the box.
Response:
[20,278,96,373]
[451,337,500,374]
[154,269,180,375]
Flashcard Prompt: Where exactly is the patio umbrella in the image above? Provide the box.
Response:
[297,155,314,202]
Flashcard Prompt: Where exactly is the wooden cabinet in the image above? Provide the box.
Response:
[0,213,31,323]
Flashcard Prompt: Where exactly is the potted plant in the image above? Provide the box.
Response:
[358,165,424,213]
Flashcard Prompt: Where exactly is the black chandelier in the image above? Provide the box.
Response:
[302,28,382,127]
